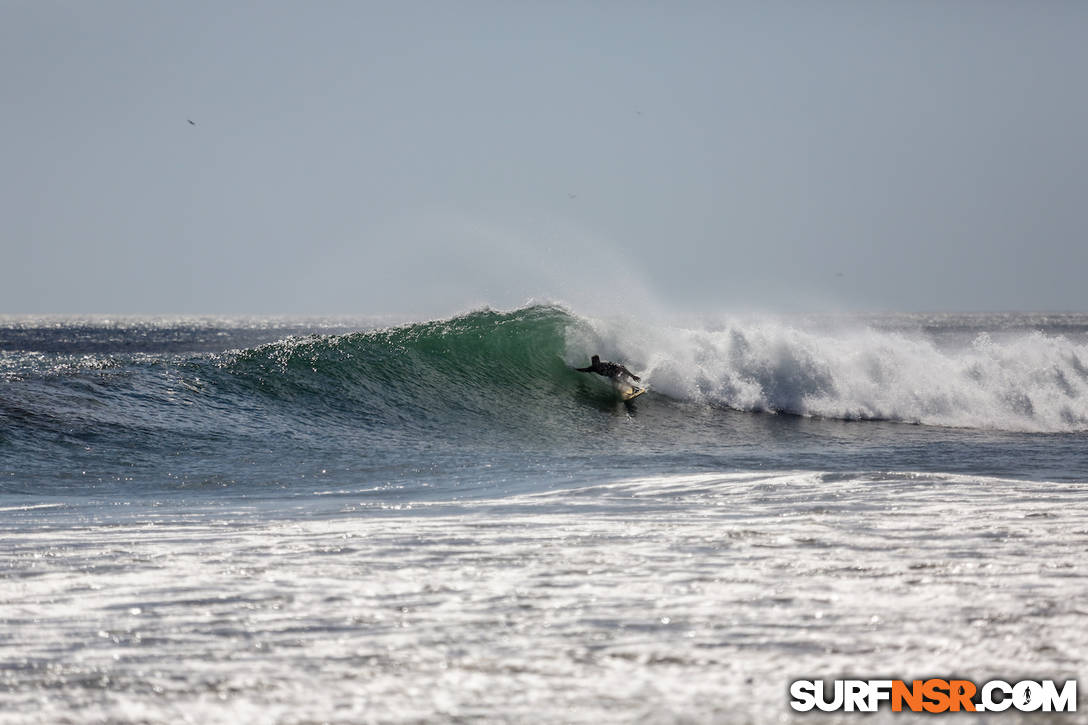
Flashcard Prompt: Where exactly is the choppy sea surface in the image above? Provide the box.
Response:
[2,305,1086,723]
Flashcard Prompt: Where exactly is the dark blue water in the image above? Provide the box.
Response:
[3,306,1087,505]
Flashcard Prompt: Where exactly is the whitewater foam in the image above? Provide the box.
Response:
[571,311,1088,432]
[4,470,1084,724]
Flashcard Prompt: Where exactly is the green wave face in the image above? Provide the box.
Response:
[0,305,641,496]
[222,305,601,433]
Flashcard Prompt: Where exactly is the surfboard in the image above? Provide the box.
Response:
[619,383,648,401]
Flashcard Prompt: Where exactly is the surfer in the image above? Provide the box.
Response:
[576,355,641,383]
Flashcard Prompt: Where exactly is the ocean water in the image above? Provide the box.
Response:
[1,305,1086,724]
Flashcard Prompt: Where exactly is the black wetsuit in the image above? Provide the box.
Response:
[576,359,640,383]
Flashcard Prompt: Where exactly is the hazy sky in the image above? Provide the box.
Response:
[3,1,1086,316]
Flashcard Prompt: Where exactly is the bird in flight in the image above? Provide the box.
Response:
[187,119,196,126]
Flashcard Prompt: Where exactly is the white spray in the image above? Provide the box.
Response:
[567,312,1088,433]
